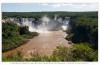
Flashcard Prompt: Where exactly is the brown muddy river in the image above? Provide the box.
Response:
[3,30,71,58]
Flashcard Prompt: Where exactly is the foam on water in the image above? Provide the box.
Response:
[62,25,67,30]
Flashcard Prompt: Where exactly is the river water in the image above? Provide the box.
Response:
[3,30,71,58]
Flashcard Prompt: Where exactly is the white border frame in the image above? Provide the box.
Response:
[0,0,99,65]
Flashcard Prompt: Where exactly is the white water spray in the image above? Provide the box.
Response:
[8,15,70,33]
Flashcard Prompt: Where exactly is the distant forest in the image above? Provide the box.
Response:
[2,11,98,19]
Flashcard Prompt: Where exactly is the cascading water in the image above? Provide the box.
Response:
[41,15,50,31]
[61,17,70,31]
[8,15,70,33]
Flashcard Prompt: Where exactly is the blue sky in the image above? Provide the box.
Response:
[2,3,98,12]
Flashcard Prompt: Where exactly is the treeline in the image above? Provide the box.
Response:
[2,43,98,61]
[2,22,39,52]
[2,12,98,19]
[67,14,98,50]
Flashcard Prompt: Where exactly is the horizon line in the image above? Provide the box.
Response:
[2,11,98,12]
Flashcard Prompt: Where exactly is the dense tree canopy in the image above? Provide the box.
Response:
[67,16,98,50]
[2,22,39,52]
[2,12,98,19]
[2,22,25,52]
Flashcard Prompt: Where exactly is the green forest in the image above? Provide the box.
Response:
[67,16,98,50]
[2,12,98,61]
[2,22,39,52]
[2,12,97,19]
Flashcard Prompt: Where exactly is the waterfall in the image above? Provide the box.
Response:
[8,15,70,32]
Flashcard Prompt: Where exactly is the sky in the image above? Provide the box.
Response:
[2,3,98,12]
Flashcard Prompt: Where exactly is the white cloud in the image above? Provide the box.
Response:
[41,3,49,6]
[51,4,62,8]
[39,3,98,11]
[71,3,98,11]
